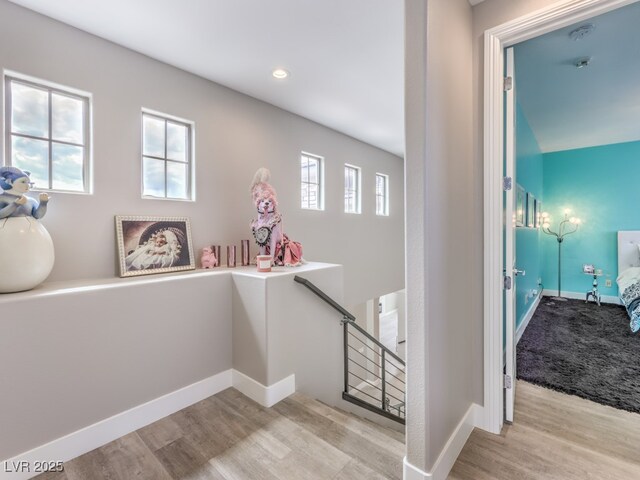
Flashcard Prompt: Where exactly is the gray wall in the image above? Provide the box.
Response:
[0,273,232,460]
[405,0,474,472]
[0,0,404,307]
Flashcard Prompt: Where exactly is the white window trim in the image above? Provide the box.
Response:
[141,108,196,202]
[300,151,324,211]
[4,70,93,195]
[344,163,361,214]
[376,173,389,216]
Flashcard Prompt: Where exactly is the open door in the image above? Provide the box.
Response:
[504,47,519,424]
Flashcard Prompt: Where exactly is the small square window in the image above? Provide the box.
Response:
[142,111,193,200]
[5,74,91,193]
[301,153,323,210]
[376,173,389,216]
[344,164,361,214]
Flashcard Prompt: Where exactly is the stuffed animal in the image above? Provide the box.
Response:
[201,246,218,268]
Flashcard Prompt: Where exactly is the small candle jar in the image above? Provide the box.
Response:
[257,255,272,272]
[241,240,250,266]
[213,245,221,267]
[227,245,236,268]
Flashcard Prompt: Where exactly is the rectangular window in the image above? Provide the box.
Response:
[142,110,193,200]
[300,152,323,210]
[5,74,91,193]
[344,164,361,214]
[376,173,389,216]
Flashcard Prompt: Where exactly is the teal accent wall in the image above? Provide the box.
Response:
[515,104,543,328]
[542,141,640,297]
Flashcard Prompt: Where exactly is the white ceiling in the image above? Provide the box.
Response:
[515,1,640,153]
[8,0,405,157]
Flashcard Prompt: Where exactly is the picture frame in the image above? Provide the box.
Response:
[515,184,525,227]
[526,192,536,228]
[534,199,542,228]
[115,216,195,277]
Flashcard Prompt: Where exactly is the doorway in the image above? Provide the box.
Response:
[482,0,640,434]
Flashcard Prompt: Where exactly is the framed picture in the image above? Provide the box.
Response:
[534,199,542,228]
[526,193,536,228]
[115,216,195,277]
[515,184,525,227]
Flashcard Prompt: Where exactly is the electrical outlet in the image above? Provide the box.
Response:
[605,279,612,288]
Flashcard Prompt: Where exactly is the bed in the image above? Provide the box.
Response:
[617,231,640,333]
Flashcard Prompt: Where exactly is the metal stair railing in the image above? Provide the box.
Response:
[294,275,406,424]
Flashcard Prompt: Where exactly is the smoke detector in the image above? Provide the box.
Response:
[569,24,595,41]
[575,57,592,69]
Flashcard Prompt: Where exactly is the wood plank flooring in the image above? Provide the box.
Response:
[34,388,404,480]
[35,380,640,479]
[449,381,640,479]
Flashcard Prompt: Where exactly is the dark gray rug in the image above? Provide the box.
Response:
[517,297,640,414]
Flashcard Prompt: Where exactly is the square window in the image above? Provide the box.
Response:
[344,164,361,214]
[300,153,323,210]
[5,74,91,193]
[141,111,194,200]
[376,173,389,216]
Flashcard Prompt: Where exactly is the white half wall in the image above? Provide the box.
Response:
[0,272,232,462]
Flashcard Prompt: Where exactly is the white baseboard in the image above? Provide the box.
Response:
[232,370,295,408]
[516,293,541,345]
[2,369,296,480]
[542,289,621,305]
[1,369,233,480]
[403,403,479,480]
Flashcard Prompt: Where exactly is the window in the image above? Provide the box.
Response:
[300,153,323,210]
[376,173,389,216]
[5,74,91,193]
[344,164,361,214]
[142,111,193,200]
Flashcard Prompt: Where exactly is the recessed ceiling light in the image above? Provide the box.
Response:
[272,69,289,79]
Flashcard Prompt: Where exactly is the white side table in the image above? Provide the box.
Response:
[585,271,602,306]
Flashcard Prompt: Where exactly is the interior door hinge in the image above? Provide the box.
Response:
[503,176,512,191]
[503,275,512,290]
[504,76,513,91]
[504,374,512,389]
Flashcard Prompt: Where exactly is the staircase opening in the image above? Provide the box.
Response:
[295,276,406,424]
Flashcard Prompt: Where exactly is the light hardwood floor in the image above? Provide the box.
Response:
[35,380,640,479]
[449,381,640,479]
[35,388,404,480]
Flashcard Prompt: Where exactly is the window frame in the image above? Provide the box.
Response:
[344,163,362,214]
[300,152,324,211]
[4,72,93,194]
[375,173,389,216]
[141,108,195,202]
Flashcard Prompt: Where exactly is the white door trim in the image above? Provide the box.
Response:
[482,0,639,434]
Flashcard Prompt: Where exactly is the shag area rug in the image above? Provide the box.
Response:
[517,297,640,414]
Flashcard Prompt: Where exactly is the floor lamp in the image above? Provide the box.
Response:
[541,210,581,301]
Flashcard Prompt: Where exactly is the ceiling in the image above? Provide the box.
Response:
[8,0,404,157]
[515,1,640,153]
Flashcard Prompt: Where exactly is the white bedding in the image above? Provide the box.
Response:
[617,266,640,293]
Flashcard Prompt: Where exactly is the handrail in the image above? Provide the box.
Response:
[294,275,405,366]
[294,275,355,320]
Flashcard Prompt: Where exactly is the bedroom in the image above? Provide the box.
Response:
[510,1,640,415]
